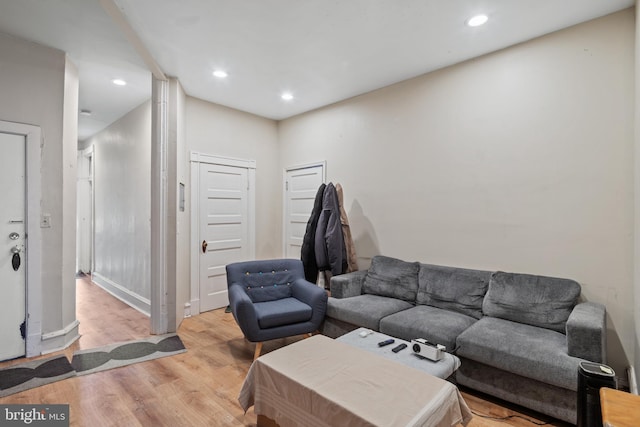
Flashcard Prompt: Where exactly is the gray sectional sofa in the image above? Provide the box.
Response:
[320,255,607,424]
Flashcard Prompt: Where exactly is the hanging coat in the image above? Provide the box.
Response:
[315,183,347,276]
[300,183,326,282]
[336,183,359,273]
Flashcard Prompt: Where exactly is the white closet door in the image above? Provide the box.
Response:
[284,163,325,259]
[199,163,249,312]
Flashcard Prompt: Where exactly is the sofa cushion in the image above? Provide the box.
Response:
[483,271,581,333]
[326,294,413,331]
[362,255,420,302]
[380,305,477,352]
[456,317,582,391]
[416,264,491,320]
[254,298,312,329]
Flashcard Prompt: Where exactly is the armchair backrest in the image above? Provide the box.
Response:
[226,259,305,303]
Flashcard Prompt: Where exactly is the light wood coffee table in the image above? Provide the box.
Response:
[337,327,461,380]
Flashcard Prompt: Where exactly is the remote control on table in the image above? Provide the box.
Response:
[378,339,395,347]
[392,343,407,353]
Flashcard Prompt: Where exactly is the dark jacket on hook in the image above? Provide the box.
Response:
[315,183,347,276]
[301,183,326,282]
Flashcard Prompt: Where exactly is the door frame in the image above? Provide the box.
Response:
[76,145,94,274]
[189,151,256,315]
[0,120,42,357]
[282,161,326,257]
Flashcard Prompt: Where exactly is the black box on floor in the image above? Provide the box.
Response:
[577,361,616,427]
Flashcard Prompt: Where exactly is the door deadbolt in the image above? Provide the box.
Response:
[9,232,19,240]
[202,240,208,253]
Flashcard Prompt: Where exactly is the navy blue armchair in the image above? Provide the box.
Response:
[226,259,328,359]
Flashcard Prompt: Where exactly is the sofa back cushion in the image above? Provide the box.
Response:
[483,271,581,333]
[416,264,491,320]
[362,255,419,302]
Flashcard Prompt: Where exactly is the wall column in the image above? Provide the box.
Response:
[150,76,177,334]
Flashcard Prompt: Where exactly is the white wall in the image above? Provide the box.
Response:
[279,10,635,374]
[86,100,152,314]
[185,96,280,259]
[0,33,78,349]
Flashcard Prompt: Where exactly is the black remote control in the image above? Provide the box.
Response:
[392,343,407,353]
[378,339,395,347]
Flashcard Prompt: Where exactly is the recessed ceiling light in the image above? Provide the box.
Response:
[281,92,294,101]
[79,109,92,116]
[213,70,228,78]
[112,78,127,86]
[467,14,488,27]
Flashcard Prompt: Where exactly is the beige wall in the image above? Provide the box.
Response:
[279,10,635,374]
[185,96,280,259]
[0,33,78,346]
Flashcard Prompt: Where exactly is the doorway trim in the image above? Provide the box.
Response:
[0,120,42,357]
[189,151,256,315]
[76,145,94,274]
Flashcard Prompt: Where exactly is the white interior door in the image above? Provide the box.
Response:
[284,163,325,259]
[199,163,249,312]
[0,132,26,361]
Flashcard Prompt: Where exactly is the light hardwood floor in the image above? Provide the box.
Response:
[0,275,570,426]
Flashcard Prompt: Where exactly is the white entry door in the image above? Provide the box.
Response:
[199,163,249,312]
[0,132,26,361]
[284,163,325,259]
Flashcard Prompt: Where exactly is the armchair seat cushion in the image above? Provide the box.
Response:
[254,298,313,329]
[456,317,582,391]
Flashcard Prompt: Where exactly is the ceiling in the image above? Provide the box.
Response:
[0,0,634,141]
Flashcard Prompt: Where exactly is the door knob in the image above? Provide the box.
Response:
[11,251,20,271]
[202,240,208,254]
[10,245,21,254]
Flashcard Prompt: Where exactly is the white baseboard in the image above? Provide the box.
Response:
[92,272,151,316]
[190,297,200,315]
[40,319,80,354]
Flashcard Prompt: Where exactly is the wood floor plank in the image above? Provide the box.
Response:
[0,275,570,426]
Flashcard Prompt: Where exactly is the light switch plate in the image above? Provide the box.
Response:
[41,213,51,228]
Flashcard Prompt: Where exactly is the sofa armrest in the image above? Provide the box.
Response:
[566,302,606,363]
[329,270,368,299]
